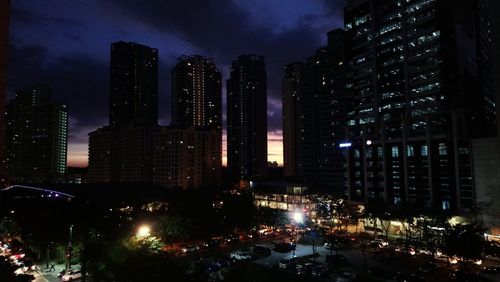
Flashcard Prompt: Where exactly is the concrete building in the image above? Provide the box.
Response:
[341,0,495,212]
[152,126,221,189]
[119,126,154,183]
[471,138,500,237]
[282,30,347,191]
[87,126,120,183]
[88,42,158,183]
[6,85,68,183]
[0,0,10,185]
[227,55,268,181]
[171,55,222,130]
[110,41,158,127]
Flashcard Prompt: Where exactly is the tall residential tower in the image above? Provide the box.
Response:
[88,42,158,183]
[0,0,10,185]
[227,55,268,181]
[110,41,158,127]
[6,85,68,183]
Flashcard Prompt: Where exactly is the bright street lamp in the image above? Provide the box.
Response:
[137,225,151,238]
[292,211,304,224]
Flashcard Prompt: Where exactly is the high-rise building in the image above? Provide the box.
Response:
[119,126,154,183]
[282,30,348,190]
[152,126,221,189]
[0,0,10,185]
[342,0,495,212]
[110,41,158,127]
[6,85,68,183]
[282,62,302,180]
[227,55,268,181]
[88,42,158,183]
[171,55,222,130]
[87,126,120,183]
[168,55,223,188]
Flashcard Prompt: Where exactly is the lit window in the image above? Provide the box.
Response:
[407,145,415,157]
[438,143,447,156]
[391,146,399,158]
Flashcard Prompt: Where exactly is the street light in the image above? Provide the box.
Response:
[292,212,304,224]
[137,225,151,238]
[67,225,74,269]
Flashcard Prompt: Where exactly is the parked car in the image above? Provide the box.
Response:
[62,270,82,282]
[326,254,348,265]
[181,245,199,253]
[278,257,297,269]
[253,245,271,257]
[230,248,254,261]
[418,261,437,273]
[336,272,356,282]
[224,234,240,244]
[203,238,221,248]
[482,266,500,275]
[296,262,314,275]
[58,269,75,278]
[274,242,296,253]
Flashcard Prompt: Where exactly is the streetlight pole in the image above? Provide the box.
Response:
[67,225,73,269]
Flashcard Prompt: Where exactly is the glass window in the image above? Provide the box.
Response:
[421,145,428,156]
[439,143,447,156]
[442,200,450,210]
[392,146,399,157]
[366,149,373,158]
[407,145,415,157]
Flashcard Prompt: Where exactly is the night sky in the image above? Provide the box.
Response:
[7,0,345,167]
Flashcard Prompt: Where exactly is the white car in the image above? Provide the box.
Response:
[230,248,254,261]
[62,270,82,281]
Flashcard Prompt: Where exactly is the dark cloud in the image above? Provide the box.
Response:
[7,44,109,144]
[8,0,346,165]
[11,6,83,28]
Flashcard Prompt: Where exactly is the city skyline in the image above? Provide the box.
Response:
[7,0,346,167]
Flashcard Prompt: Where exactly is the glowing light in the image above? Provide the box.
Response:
[339,142,352,148]
[292,212,304,224]
[137,225,151,238]
[366,140,372,145]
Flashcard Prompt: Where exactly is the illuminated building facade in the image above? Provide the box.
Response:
[171,55,222,130]
[342,0,495,212]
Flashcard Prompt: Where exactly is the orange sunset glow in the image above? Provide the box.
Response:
[67,131,284,167]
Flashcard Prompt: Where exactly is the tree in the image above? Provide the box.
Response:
[0,217,21,239]
[443,223,485,265]
[221,192,256,231]
[160,215,194,247]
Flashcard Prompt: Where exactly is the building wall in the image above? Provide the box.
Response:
[227,55,268,181]
[282,29,347,191]
[282,63,302,180]
[171,55,222,130]
[342,0,493,212]
[6,85,68,183]
[119,126,154,183]
[88,127,120,183]
[0,0,10,185]
[472,138,500,235]
[152,126,221,189]
[110,41,158,128]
